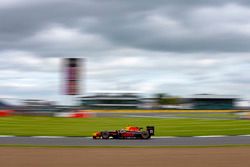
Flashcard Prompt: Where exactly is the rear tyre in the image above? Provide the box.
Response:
[101,131,109,139]
[141,131,150,139]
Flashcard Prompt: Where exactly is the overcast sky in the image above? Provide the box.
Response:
[0,0,250,104]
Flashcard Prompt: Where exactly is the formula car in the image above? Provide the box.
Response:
[92,126,154,139]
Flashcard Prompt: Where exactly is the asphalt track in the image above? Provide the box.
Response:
[1,136,250,146]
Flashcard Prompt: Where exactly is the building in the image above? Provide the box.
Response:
[187,94,238,110]
[235,100,250,109]
[79,93,239,110]
[23,99,55,107]
[0,100,9,109]
[80,93,141,109]
[140,97,158,109]
[20,99,57,112]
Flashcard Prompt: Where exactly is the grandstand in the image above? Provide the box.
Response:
[187,94,238,110]
[80,93,141,109]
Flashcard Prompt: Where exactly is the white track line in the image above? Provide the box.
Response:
[0,135,15,137]
[31,136,66,138]
[194,135,227,138]
[238,134,250,137]
[152,136,177,138]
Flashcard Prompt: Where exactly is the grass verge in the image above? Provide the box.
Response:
[0,115,250,137]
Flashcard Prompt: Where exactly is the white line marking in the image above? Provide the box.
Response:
[152,136,177,138]
[194,135,227,138]
[238,134,250,137]
[31,136,66,138]
[0,135,15,137]
[83,137,93,139]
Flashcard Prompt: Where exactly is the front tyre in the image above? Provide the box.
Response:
[101,131,109,139]
[141,131,150,139]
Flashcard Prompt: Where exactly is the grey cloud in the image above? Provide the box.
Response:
[0,0,250,102]
[1,0,250,53]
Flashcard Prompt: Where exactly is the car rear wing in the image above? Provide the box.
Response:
[146,126,155,136]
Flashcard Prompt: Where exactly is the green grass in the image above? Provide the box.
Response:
[174,113,239,119]
[0,116,250,137]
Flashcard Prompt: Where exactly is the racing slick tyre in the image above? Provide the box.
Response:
[101,131,109,139]
[141,131,150,139]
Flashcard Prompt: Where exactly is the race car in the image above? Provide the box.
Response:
[92,126,154,139]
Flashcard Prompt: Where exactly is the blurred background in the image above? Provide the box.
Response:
[0,0,250,137]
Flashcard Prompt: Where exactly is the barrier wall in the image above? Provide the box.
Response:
[0,110,14,117]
